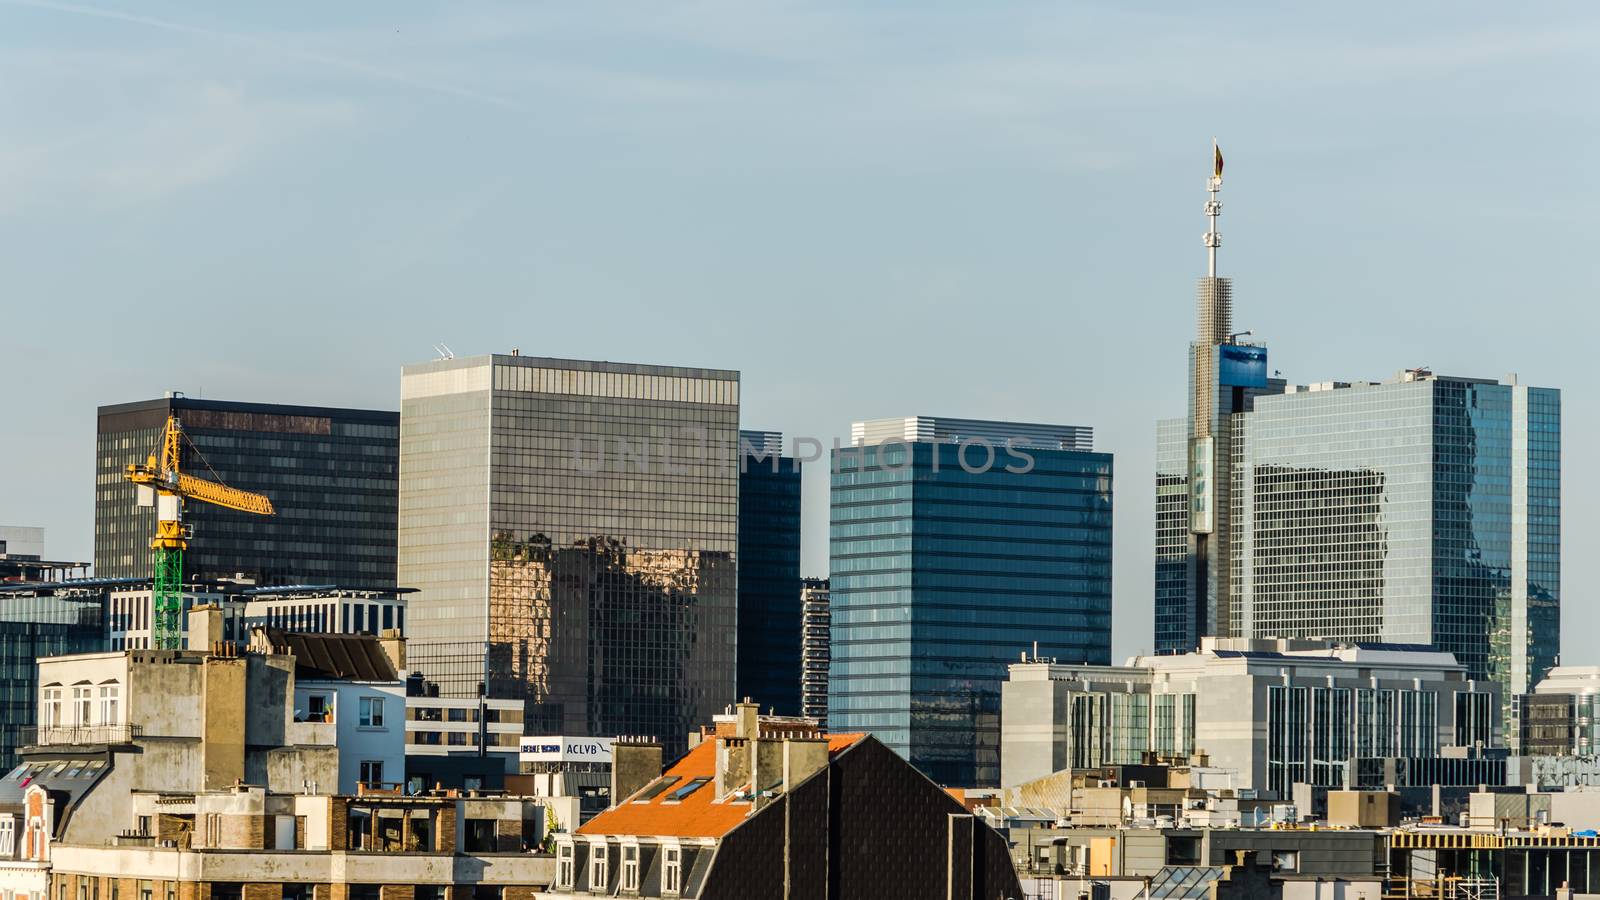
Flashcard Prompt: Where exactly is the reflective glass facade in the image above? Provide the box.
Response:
[1227,376,1560,718]
[0,591,106,768]
[829,435,1113,787]
[735,432,802,716]
[400,355,739,758]
[95,398,399,588]
[1153,418,1191,653]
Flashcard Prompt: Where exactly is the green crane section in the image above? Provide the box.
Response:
[124,415,275,650]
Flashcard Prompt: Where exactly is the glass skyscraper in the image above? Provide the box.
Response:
[399,354,739,756]
[1161,371,1560,720]
[0,587,106,769]
[829,416,1113,787]
[95,397,399,588]
[735,430,802,716]
[1215,372,1560,715]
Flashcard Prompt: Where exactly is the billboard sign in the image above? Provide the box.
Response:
[519,736,615,764]
[1216,344,1268,389]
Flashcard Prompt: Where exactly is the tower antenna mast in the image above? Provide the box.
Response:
[1205,139,1224,277]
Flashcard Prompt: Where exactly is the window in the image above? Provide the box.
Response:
[73,686,93,725]
[622,845,640,891]
[1272,851,1299,873]
[359,697,384,728]
[0,816,14,855]
[359,760,384,787]
[663,846,682,894]
[447,707,468,722]
[668,777,711,801]
[1166,835,1201,866]
[306,694,331,722]
[448,732,468,746]
[590,842,609,889]
[99,685,120,725]
[136,816,151,836]
[42,689,61,729]
[557,843,575,888]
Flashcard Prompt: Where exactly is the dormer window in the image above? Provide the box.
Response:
[556,842,575,888]
[589,842,609,891]
[621,844,640,891]
[663,846,682,895]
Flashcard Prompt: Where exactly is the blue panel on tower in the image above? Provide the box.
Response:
[1216,344,1268,388]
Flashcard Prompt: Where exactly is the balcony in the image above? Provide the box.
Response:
[23,724,143,748]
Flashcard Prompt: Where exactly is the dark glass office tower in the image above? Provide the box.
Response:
[400,355,739,757]
[95,397,399,588]
[0,586,106,768]
[828,416,1113,787]
[736,431,802,716]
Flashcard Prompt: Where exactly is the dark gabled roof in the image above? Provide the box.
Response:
[0,757,112,836]
[262,628,398,681]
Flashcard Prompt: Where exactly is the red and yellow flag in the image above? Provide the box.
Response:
[1213,141,1224,180]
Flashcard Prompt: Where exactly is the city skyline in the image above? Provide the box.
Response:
[3,2,1594,665]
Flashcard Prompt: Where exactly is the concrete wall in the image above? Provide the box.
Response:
[1551,790,1600,830]
[261,745,338,796]
[49,843,555,885]
[128,657,205,738]
[202,658,248,790]
[1001,674,1073,787]
[38,654,131,731]
[1280,879,1385,900]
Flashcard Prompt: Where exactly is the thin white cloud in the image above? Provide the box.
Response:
[0,0,528,110]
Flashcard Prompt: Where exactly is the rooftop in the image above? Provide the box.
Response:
[850,415,1094,452]
[578,732,865,840]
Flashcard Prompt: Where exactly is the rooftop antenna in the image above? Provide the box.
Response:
[1205,138,1224,278]
[432,343,455,361]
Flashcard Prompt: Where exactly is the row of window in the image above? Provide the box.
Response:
[556,841,682,894]
[41,684,119,729]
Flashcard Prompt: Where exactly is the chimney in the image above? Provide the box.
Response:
[201,655,247,790]
[752,735,784,806]
[716,736,752,800]
[782,736,829,792]
[610,739,663,805]
[735,698,759,739]
[377,628,407,674]
[188,604,224,652]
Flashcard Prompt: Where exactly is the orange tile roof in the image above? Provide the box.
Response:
[578,733,865,840]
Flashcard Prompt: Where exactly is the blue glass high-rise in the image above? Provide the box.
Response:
[736,430,803,716]
[828,416,1112,787]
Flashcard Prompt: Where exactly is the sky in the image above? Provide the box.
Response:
[1,1,1595,662]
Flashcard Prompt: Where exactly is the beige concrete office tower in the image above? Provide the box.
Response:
[399,354,739,756]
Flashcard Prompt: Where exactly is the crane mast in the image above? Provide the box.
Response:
[124,415,274,649]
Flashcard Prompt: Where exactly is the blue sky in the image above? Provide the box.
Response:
[1,1,1595,660]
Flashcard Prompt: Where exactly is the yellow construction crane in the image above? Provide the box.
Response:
[124,414,274,649]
